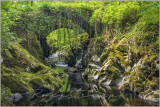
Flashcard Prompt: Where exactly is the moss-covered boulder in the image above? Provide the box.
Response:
[139,90,159,102]
[2,75,34,94]
[1,43,63,106]
[120,55,159,101]
[90,55,101,65]
[29,71,63,91]
[1,84,14,106]
[1,65,63,94]
[1,43,47,73]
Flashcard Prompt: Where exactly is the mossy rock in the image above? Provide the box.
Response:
[30,65,43,73]
[120,82,131,92]
[120,53,159,95]
[139,90,159,102]
[1,84,14,106]
[20,33,44,60]
[1,42,63,101]
[1,97,14,106]
[47,60,56,67]
[29,71,63,91]
[1,65,19,75]
[1,84,12,98]
[2,75,34,94]
[40,72,63,88]
[90,55,101,65]
[100,51,110,63]
[2,43,46,73]
[29,78,47,90]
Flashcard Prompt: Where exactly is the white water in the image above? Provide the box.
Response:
[49,52,59,59]
[47,52,68,68]
[75,59,82,68]
[55,62,68,67]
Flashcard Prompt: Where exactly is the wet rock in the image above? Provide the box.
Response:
[75,59,83,69]
[7,93,23,102]
[91,55,101,65]
[64,67,77,72]
[55,62,68,67]
[89,63,101,69]
[59,73,68,78]
[139,90,159,103]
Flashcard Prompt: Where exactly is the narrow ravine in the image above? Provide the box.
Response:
[12,52,158,106]
[1,1,159,106]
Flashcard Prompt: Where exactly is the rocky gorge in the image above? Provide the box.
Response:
[1,1,159,106]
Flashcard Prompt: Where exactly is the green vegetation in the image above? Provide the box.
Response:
[1,1,159,106]
[59,77,71,92]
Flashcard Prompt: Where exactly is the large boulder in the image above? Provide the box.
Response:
[1,43,63,106]
[120,55,159,101]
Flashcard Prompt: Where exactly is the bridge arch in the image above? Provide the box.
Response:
[33,6,95,57]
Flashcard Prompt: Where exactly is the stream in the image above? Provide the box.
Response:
[13,52,159,106]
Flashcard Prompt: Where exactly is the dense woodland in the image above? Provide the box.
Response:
[1,1,159,106]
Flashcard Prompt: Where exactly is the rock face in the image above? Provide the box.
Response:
[1,43,63,106]
[83,36,159,102]
[19,32,44,60]
[120,55,159,102]
[83,37,127,86]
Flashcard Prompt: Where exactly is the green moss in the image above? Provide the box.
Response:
[1,43,63,95]
[1,97,14,106]
[80,33,89,43]
[22,33,44,60]
[1,65,18,75]
[29,77,45,90]
[30,65,43,73]
[2,75,34,94]
[29,70,63,91]
[120,53,159,96]
[2,43,45,72]
[1,84,12,98]
[140,89,159,101]
[59,77,71,92]
[120,82,130,91]
[151,91,159,98]
[100,52,108,62]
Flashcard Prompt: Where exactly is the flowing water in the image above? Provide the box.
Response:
[13,53,159,106]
